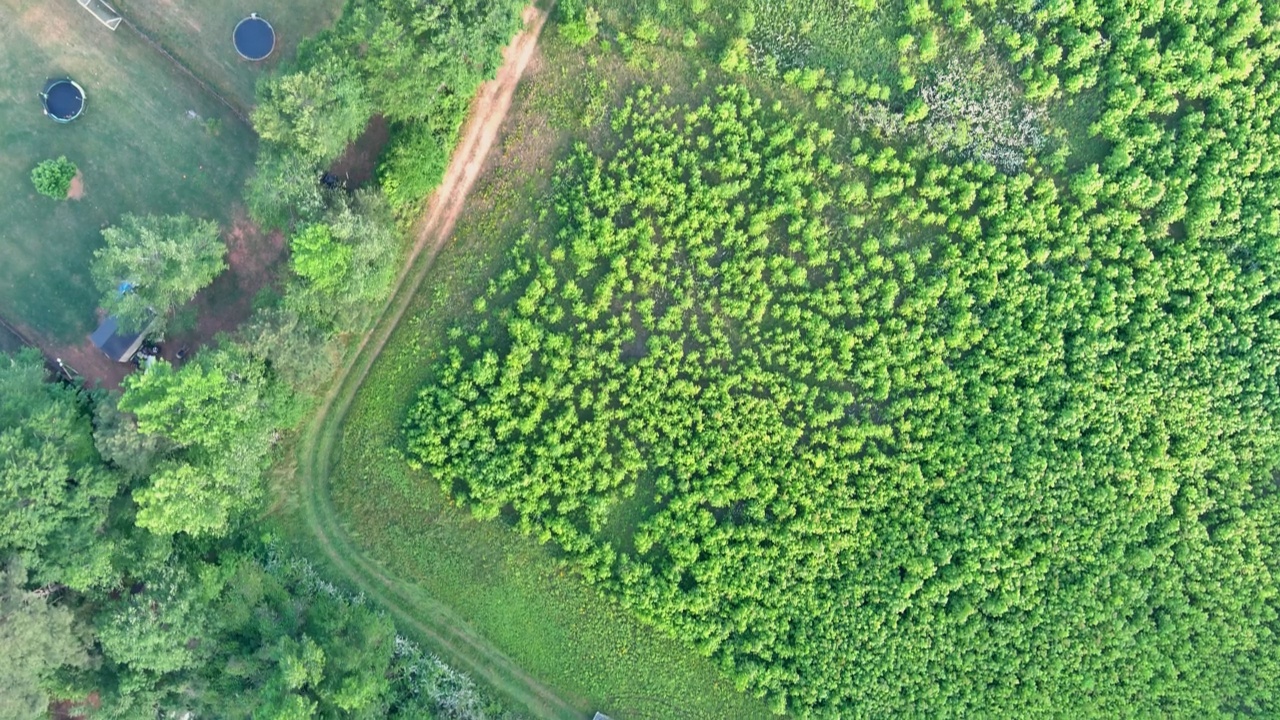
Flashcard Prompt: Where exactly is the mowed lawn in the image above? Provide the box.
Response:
[0,0,258,341]
[112,0,345,111]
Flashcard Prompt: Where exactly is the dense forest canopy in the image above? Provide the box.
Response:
[406,0,1280,715]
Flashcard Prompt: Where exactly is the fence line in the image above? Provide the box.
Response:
[0,314,35,348]
[117,16,252,126]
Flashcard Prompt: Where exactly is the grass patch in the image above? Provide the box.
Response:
[112,0,346,111]
[0,0,257,341]
[318,35,773,719]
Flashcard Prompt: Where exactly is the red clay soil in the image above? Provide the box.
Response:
[160,209,287,361]
[17,209,286,390]
[49,692,99,720]
[327,114,391,188]
[67,170,85,200]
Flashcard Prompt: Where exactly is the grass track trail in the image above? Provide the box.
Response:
[293,7,589,718]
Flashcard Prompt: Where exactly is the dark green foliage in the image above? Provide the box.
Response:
[0,562,91,720]
[236,305,336,393]
[246,146,329,231]
[378,121,454,215]
[407,40,1280,714]
[91,214,226,333]
[78,549,409,720]
[0,350,120,591]
[193,552,398,719]
[29,156,77,200]
[91,392,168,480]
[315,0,525,124]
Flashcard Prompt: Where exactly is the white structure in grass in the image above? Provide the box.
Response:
[79,0,123,31]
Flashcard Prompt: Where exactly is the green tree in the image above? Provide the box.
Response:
[95,563,220,676]
[29,156,77,200]
[285,191,399,333]
[253,60,372,164]
[290,224,352,294]
[92,392,168,480]
[0,562,91,720]
[245,147,327,230]
[0,351,119,591]
[119,345,295,538]
[91,214,226,333]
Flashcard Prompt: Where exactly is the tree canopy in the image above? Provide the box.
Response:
[0,562,91,720]
[91,213,226,333]
[253,60,372,164]
[29,156,77,200]
[0,350,119,591]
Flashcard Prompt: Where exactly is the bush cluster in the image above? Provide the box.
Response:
[30,156,77,199]
[409,0,1280,710]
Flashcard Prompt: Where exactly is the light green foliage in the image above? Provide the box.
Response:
[29,156,77,200]
[253,60,372,164]
[0,562,91,720]
[132,461,250,538]
[0,350,119,591]
[95,563,219,675]
[560,6,602,47]
[246,147,328,230]
[290,224,353,294]
[120,357,255,450]
[719,37,750,73]
[407,57,1280,715]
[286,191,400,334]
[120,345,292,538]
[91,214,226,333]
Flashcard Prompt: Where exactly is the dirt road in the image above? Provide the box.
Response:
[293,7,588,719]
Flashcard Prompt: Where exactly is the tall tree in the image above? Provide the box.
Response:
[95,563,220,676]
[0,351,119,591]
[0,561,91,720]
[91,214,226,333]
[91,392,168,480]
[119,345,296,538]
[253,60,372,164]
[245,146,328,231]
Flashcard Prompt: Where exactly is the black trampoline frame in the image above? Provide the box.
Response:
[233,13,276,61]
[40,78,86,123]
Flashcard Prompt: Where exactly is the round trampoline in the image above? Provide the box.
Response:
[233,13,275,61]
[41,79,85,123]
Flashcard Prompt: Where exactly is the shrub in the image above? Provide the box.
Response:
[30,156,77,199]
[559,6,601,47]
[378,122,452,215]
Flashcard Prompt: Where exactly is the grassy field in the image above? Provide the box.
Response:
[312,34,774,719]
[112,0,345,112]
[0,0,257,342]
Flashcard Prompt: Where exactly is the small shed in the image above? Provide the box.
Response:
[90,316,147,363]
